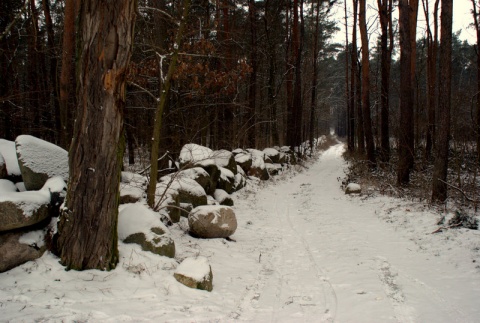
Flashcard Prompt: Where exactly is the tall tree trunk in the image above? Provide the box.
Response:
[377,0,393,162]
[146,0,190,208]
[359,0,376,165]
[432,0,453,202]
[248,0,257,147]
[397,0,415,185]
[410,0,419,157]
[310,0,321,153]
[424,0,440,159]
[345,0,354,152]
[59,0,76,149]
[352,0,364,153]
[472,0,480,163]
[57,0,136,270]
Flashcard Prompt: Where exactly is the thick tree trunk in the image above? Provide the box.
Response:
[432,0,453,202]
[352,0,364,153]
[345,0,354,152]
[310,0,321,154]
[397,0,415,185]
[248,0,257,147]
[472,0,480,162]
[359,0,376,166]
[57,0,136,270]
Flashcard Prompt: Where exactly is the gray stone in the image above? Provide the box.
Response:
[159,177,208,208]
[235,152,252,174]
[15,135,68,191]
[0,153,7,179]
[263,148,281,163]
[217,167,235,194]
[0,230,46,273]
[123,229,175,258]
[345,183,361,194]
[174,257,213,292]
[189,205,237,239]
[213,189,234,206]
[0,190,51,232]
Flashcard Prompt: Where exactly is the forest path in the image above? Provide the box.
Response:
[231,144,479,323]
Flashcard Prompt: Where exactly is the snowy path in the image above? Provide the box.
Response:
[1,143,480,322]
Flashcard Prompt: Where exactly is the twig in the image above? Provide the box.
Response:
[431,223,462,234]
[438,179,477,203]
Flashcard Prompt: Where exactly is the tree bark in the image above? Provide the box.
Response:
[377,0,393,162]
[472,0,480,163]
[345,0,354,152]
[359,0,376,166]
[57,0,136,270]
[397,0,415,185]
[248,0,257,147]
[432,0,453,202]
[352,0,364,153]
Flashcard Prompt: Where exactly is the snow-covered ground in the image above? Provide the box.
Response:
[1,144,480,322]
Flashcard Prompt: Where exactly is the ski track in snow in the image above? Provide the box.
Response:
[1,143,480,322]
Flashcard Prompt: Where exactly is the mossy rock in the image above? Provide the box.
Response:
[123,229,175,258]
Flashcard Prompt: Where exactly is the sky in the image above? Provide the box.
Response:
[332,0,477,45]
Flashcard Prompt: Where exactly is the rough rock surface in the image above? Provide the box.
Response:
[0,230,46,273]
[217,167,235,194]
[263,148,280,163]
[188,205,237,238]
[174,256,213,292]
[15,135,68,191]
[234,152,252,174]
[0,153,7,179]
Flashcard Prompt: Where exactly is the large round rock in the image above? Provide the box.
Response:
[188,205,237,239]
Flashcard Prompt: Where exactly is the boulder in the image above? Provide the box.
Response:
[232,148,244,155]
[118,204,175,258]
[0,187,51,232]
[263,148,280,163]
[213,189,234,206]
[214,150,237,175]
[345,183,361,194]
[159,177,208,208]
[247,149,269,180]
[188,205,237,239]
[174,256,213,292]
[0,230,47,273]
[175,167,214,195]
[0,153,7,179]
[15,135,68,191]
[154,184,182,222]
[217,167,235,194]
[233,172,246,191]
[120,185,144,205]
[266,163,283,176]
[0,139,21,178]
[235,152,252,174]
[179,143,214,168]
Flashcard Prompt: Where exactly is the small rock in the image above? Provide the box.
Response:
[213,189,234,206]
[345,183,362,194]
[174,256,213,292]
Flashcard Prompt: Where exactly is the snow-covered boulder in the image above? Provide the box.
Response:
[188,205,237,239]
[0,139,21,178]
[179,144,214,168]
[247,149,269,180]
[0,153,7,179]
[174,256,213,292]
[234,152,252,174]
[213,189,233,206]
[159,177,207,208]
[345,183,361,194]
[119,204,175,258]
[214,150,237,175]
[0,230,46,273]
[174,167,214,196]
[120,172,147,205]
[15,135,68,191]
[263,148,280,164]
[0,184,51,232]
[217,167,235,194]
[233,171,246,191]
[266,163,283,176]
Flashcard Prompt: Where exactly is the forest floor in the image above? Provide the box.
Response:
[1,143,480,322]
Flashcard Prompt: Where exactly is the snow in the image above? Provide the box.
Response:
[18,230,45,248]
[0,139,21,176]
[346,182,361,192]
[1,144,480,322]
[159,176,206,198]
[0,179,17,194]
[0,186,51,217]
[175,256,211,281]
[234,152,251,164]
[213,189,230,202]
[179,143,213,166]
[15,135,69,181]
[41,176,67,193]
[219,167,234,181]
[118,203,169,240]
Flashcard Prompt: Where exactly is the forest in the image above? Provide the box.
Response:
[1,0,480,270]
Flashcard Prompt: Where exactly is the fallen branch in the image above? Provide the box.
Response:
[431,223,462,234]
[438,179,477,203]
